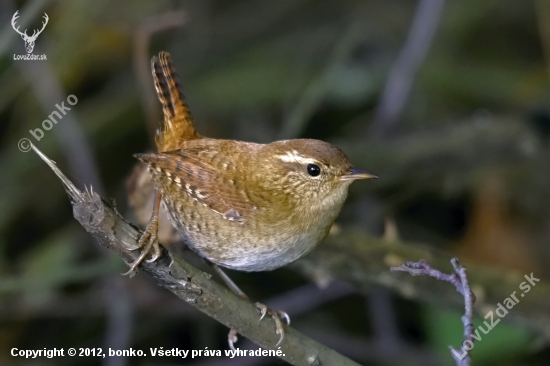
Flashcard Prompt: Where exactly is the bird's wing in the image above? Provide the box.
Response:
[136,141,260,223]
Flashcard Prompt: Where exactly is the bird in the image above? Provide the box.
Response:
[127,51,376,347]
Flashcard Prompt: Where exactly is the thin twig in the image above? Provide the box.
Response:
[391,258,474,366]
[15,52,103,192]
[279,21,365,139]
[31,144,363,366]
[5,0,135,361]
[366,288,402,352]
[6,0,134,359]
[371,0,446,138]
[292,226,550,336]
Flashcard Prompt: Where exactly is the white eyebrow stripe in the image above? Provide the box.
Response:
[276,150,317,165]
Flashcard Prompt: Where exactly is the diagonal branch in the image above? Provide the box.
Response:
[30,144,362,366]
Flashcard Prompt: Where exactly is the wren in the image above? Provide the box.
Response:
[136,139,374,271]
[128,52,376,346]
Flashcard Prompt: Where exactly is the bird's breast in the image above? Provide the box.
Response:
[162,196,329,272]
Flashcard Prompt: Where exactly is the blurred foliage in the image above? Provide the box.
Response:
[1,0,550,365]
[424,305,534,365]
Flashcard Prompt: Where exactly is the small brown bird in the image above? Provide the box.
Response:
[137,139,374,272]
[129,52,376,346]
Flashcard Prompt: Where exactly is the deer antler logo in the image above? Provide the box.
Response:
[11,11,49,54]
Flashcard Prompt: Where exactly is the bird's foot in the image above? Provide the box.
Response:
[255,302,291,346]
[122,216,161,277]
[228,328,239,351]
[226,304,290,350]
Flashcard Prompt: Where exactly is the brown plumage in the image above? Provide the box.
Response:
[135,138,371,271]
[152,52,200,151]
[127,51,376,346]
[131,52,375,272]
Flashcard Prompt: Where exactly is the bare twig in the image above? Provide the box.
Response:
[5,0,135,359]
[31,144,363,366]
[371,0,446,138]
[390,258,474,365]
[102,278,133,366]
[16,54,103,192]
[292,230,550,336]
[279,22,365,139]
[4,0,135,360]
[366,288,402,352]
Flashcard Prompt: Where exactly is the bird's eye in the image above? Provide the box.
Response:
[307,164,321,177]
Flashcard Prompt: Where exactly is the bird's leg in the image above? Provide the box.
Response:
[123,190,163,277]
[207,261,290,349]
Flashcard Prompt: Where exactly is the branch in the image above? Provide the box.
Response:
[31,144,362,366]
[292,230,550,337]
[371,0,446,137]
[391,258,474,365]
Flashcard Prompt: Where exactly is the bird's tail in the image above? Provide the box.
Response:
[151,51,200,152]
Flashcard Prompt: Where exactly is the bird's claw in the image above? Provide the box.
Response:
[258,304,267,320]
[278,310,291,325]
[228,329,238,351]
[145,239,162,263]
[226,304,289,349]
[122,216,160,277]
[255,302,290,346]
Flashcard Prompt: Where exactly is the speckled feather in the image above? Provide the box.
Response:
[139,52,371,272]
[136,138,358,271]
[136,140,262,223]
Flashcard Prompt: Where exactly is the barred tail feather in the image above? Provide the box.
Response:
[151,51,200,152]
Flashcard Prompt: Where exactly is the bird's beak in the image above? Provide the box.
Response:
[340,168,378,181]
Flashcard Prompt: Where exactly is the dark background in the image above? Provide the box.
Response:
[1,0,550,365]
